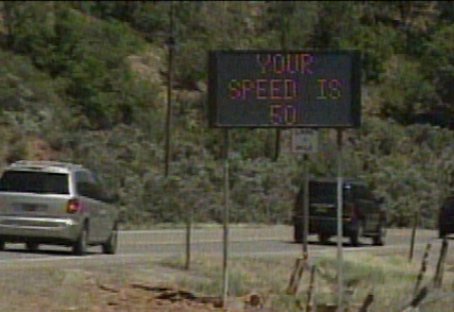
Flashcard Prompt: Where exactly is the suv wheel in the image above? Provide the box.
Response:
[373,236,384,246]
[294,224,303,243]
[373,227,386,246]
[73,225,88,256]
[318,233,330,244]
[439,229,446,239]
[102,223,118,255]
[26,242,39,252]
[350,222,363,247]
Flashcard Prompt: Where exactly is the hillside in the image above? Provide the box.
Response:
[0,1,453,228]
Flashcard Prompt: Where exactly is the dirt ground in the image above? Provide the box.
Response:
[0,262,263,312]
[85,284,223,312]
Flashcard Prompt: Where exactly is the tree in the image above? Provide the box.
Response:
[379,55,438,124]
[1,2,55,69]
[259,1,318,50]
[422,24,454,112]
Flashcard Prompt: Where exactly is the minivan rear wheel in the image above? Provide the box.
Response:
[73,225,88,256]
[102,223,118,255]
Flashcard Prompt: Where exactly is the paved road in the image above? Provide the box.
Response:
[0,226,450,268]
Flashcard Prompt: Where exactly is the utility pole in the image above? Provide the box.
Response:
[164,1,175,177]
[273,3,291,162]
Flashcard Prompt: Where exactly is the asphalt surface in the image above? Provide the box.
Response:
[0,226,450,268]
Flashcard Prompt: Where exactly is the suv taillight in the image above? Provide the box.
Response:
[66,198,80,214]
[345,203,357,220]
[380,209,386,222]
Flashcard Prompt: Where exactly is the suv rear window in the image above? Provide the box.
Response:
[309,181,352,203]
[443,197,454,206]
[0,170,69,195]
[442,197,454,214]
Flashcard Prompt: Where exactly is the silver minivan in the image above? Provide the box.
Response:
[0,160,118,255]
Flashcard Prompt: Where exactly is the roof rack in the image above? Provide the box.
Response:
[10,160,83,169]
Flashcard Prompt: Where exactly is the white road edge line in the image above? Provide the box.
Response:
[119,237,291,245]
[0,243,428,265]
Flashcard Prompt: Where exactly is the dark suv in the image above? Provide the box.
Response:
[439,196,454,238]
[293,178,386,246]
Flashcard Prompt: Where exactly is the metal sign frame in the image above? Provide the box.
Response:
[208,50,360,311]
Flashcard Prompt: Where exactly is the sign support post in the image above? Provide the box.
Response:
[336,129,344,312]
[293,128,317,263]
[303,153,310,262]
[222,129,230,307]
[286,129,317,295]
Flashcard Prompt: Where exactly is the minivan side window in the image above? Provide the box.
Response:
[75,171,100,200]
[90,173,106,202]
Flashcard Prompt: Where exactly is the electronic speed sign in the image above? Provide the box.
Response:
[208,51,361,128]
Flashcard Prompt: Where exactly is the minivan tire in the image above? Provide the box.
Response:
[102,223,118,255]
[73,225,88,256]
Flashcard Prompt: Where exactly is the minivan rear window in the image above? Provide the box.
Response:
[0,171,69,194]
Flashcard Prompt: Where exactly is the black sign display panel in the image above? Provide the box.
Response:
[208,51,361,128]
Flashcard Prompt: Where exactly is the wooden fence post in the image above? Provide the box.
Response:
[401,287,428,312]
[433,238,449,288]
[414,242,431,296]
[287,258,305,295]
[408,211,419,262]
[359,293,374,312]
[306,265,317,312]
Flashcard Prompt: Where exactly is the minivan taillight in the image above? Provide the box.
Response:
[66,199,80,214]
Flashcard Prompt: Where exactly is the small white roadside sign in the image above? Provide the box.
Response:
[291,129,318,154]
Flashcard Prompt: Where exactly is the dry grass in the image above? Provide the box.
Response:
[160,253,454,312]
[0,251,452,311]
